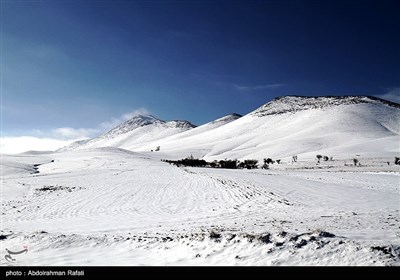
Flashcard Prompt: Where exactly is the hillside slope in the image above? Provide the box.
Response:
[136,96,400,160]
[61,115,196,151]
[61,96,400,161]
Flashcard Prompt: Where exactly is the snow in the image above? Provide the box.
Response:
[137,99,399,161]
[1,96,399,266]
[63,96,399,162]
[1,148,399,266]
[60,115,195,152]
[251,95,396,116]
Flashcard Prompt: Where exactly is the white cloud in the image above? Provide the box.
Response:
[376,88,400,104]
[1,108,151,154]
[52,127,99,140]
[0,136,75,155]
[233,84,286,91]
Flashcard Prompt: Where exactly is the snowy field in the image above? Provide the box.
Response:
[1,147,399,266]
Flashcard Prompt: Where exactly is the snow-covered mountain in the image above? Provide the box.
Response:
[136,96,400,160]
[61,115,196,151]
[252,95,399,116]
[143,113,242,143]
[61,96,400,160]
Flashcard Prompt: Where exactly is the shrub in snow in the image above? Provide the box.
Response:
[209,231,221,239]
[209,160,218,168]
[258,233,272,244]
[264,158,274,164]
[164,158,207,167]
[241,159,258,169]
[353,158,359,166]
[218,159,238,169]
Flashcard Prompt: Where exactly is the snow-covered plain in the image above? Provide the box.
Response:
[1,96,399,266]
[1,148,399,266]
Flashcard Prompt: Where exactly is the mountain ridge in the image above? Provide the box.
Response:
[252,95,400,117]
[59,95,400,159]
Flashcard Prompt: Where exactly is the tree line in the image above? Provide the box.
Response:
[162,156,282,170]
[162,155,400,169]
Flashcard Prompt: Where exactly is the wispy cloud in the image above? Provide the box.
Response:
[52,127,99,140]
[27,127,99,140]
[376,87,400,103]
[233,83,286,91]
[1,108,151,154]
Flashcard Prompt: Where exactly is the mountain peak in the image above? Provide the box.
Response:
[128,114,159,122]
[167,120,197,129]
[252,95,399,117]
[210,113,242,125]
[119,114,161,126]
[100,114,162,138]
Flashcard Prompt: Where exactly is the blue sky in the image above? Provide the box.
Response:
[1,0,399,153]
